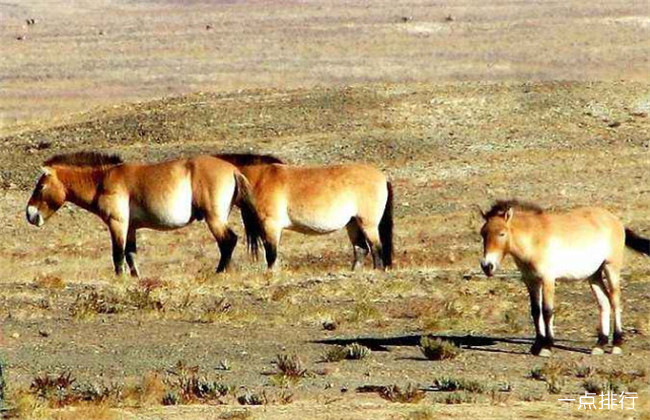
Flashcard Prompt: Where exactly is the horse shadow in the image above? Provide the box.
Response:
[313,333,591,356]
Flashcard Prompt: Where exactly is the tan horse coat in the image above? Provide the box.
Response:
[480,200,650,356]
[218,154,393,270]
[26,152,263,276]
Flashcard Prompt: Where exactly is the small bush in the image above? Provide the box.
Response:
[378,384,425,404]
[419,337,460,361]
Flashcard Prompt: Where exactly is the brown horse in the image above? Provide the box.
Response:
[479,200,650,356]
[217,154,393,271]
[26,152,263,276]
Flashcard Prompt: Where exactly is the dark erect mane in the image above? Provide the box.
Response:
[215,153,284,167]
[44,151,123,168]
[484,199,544,219]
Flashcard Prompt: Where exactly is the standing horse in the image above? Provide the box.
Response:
[479,200,650,356]
[216,154,393,271]
[26,152,264,276]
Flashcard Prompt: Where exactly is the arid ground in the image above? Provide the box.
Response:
[1,1,649,419]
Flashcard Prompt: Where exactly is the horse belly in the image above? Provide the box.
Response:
[287,202,355,235]
[544,239,609,280]
[131,179,194,229]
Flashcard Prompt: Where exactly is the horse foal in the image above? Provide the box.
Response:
[479,200,650,356]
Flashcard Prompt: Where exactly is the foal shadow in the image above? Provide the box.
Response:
[313,333,591,355]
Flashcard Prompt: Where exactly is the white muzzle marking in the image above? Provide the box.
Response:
[480,252,500,276]
[26,205,44,226]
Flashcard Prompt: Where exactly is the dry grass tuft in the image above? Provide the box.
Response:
[165,360,230,404]
[321,343,371,362]
[345,343,371,360]
[438,391,477,404]
[528,359,570,381]
[70,290,122,320]
[574,363,596,378]
[30,371,77,408]
[321,346,348,363]
[274,353,307,381]
[8,390,48,419]
[237,390,267,406]
[528,359,571,394]
[419,337,460,361]
[197,297,232,323]
[378,384,425,404]
[34,274,65,290]
[140,372,166,406]
[407,408,436,420]
[126,279,167,312]
[51,403,117,420]
[433,377,485,394]
[219,410,253,420]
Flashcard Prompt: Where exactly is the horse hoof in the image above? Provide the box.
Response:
[591,347,605,356]
[538,348,552,358]
[611,346,623,355]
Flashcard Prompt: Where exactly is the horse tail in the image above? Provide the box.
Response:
[379,181,394,267]
[625,228,650,255]
[234,172,264,259]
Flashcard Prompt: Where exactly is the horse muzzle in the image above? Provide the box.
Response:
[480,260,495,277]
[26,205,44,227]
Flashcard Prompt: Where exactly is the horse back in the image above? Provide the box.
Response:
[522,207,625,279]
[105,156,238,227]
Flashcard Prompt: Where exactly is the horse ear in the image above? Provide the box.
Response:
[504,207,514,222]
[474,204,486,220]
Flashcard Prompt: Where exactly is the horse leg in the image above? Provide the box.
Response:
[588,269,611,355]
[540,277,556,355]
[525,278,546,356]
[603,263,624,355]
[262,223,282,270]
[346,219,369,271]
[359,223,384,270]
[108,218,128,276]
[206,216,238,273]
[125,228,140,278]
